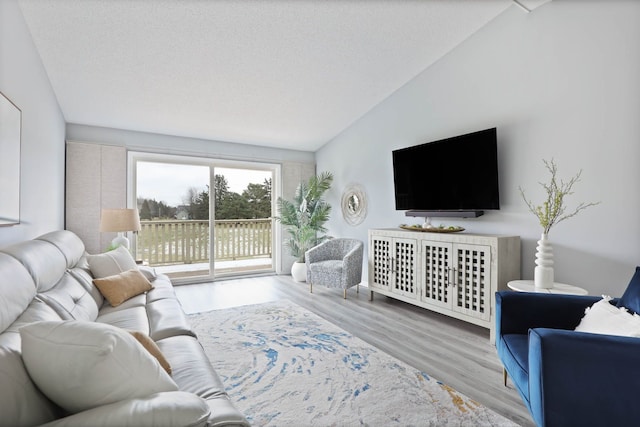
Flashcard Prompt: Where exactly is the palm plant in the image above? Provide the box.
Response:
[276,171,333,263]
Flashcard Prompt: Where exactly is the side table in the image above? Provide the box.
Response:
[507,279,588,295]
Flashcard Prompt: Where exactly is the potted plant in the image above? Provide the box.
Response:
[276,171,333,282]
[519,159,599,288]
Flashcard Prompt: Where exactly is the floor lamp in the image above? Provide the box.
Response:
[99,208,141,250]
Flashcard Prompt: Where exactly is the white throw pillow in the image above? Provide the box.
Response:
[575,296,640,337]
[20,321,178,414]
[86,246,139,279]
[86,246,157,281]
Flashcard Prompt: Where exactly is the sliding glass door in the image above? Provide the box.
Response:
[130,152,277,283]
[212,167,273,275]
[135,160,211,280]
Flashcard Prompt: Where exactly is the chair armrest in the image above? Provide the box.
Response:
[40,392,210,427]
[495,291,601,336]
[342,243,364,283]
[528,328,640,427]
[342,243,361,266]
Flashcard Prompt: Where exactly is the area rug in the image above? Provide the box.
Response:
[188,300,517,426]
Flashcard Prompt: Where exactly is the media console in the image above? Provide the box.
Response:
[368,228,520,343]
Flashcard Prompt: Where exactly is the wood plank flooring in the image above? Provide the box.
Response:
[175,274,534,426]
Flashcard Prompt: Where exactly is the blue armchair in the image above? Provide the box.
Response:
[496,290,640,427]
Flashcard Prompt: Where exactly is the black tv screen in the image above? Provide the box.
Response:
[392,128,500,211]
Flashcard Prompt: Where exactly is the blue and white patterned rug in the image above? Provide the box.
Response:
[188,300,517,426]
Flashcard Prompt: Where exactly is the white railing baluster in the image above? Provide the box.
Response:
[136,218,272,267]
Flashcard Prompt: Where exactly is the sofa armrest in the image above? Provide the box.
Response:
[40,392,210,427]
[495,291,601,336]
[528,328,640,427]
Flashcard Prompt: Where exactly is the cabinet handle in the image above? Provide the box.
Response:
[450,267,457,287]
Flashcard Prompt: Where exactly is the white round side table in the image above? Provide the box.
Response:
[507,279,588,295]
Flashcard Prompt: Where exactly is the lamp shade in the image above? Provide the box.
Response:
[99,209,141,232]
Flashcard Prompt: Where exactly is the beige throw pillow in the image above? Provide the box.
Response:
[129,330,172,375]
[93,269,153,307]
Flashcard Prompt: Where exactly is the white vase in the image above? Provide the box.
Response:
[291,262,307,282]
[534,233,554,289]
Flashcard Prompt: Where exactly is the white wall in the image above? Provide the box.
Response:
[66,124,315,165]
[317,0,640,296]
[0,0,66,247]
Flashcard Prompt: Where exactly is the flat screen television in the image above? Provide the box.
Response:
[392,127,500,213]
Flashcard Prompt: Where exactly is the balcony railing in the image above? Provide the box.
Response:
[136,218,273,267]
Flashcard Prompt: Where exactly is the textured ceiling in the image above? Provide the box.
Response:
[18,0,550,151]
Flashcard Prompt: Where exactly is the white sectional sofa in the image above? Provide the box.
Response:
[0,230,249,427]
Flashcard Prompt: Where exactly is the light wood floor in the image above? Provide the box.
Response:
[175,274,534,427]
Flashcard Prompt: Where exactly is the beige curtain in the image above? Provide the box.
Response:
[66,141,126,254]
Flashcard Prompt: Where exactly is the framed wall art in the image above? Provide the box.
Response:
[0,91,21,226]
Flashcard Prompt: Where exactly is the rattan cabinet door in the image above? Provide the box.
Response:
[420,240,452,310]
[451,243,492,321]
[390,237,417,298]
[370,234,392,291]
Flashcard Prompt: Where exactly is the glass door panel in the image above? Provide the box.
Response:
[135,161,211,280]
[212,166,274,276]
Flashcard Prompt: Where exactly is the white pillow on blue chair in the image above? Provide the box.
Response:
[575,295,640,337]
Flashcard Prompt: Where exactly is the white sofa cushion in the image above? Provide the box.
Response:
[0,253,37,332]
[0,346,61,427]
[38,391,210,427]
[20,320,178,414]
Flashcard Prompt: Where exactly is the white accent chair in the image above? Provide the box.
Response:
[305,238,364,299]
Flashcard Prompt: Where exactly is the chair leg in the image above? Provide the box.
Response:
[356,283,359,294]
[343,289,347,299]
[309,283,313,293]
[503,368,508,387]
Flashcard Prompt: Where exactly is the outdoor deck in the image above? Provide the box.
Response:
[156,257,273,279]
[135,218,274,278]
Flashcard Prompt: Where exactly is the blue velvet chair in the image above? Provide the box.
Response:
[495,273,640,427]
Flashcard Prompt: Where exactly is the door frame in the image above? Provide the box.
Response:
[128,151,281,285]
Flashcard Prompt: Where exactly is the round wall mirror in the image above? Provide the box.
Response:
[341,184,367,226]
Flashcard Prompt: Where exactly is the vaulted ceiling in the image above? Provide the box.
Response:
[18,0,550,151]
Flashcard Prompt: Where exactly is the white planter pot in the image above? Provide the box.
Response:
[534,233,554,289]
[291,262,307,282]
